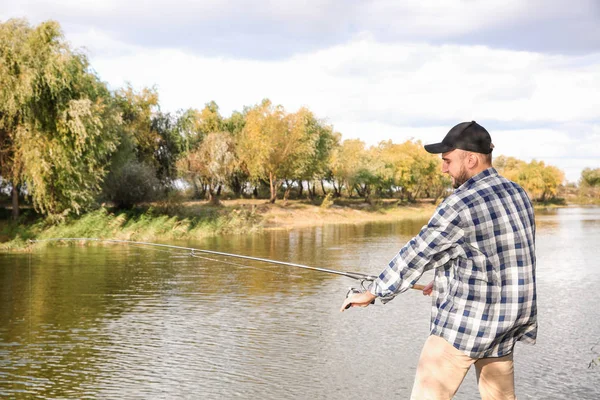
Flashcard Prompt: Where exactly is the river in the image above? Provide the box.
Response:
[1,207,599,399]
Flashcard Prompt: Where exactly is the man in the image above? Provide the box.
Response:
[341,121,537,400]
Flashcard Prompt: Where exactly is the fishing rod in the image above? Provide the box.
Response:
[31,238,424,304]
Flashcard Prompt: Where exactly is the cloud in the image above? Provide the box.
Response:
[2,2,598,182]
[2,0,599,59]
[83,36,600,181]
[359,0,600,54]
[2,0,355,59]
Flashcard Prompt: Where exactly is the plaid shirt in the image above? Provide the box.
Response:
[371,168,537,358]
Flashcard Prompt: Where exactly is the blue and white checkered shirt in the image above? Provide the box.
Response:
[371,168,537,358]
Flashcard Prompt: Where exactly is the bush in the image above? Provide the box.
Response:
[103,160,163,208]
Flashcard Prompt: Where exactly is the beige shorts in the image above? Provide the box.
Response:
[411,335,516,400]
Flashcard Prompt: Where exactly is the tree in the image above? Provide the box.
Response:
[198,132,237,204]
[237,100,319,203]
[223,110,246,136]
[111,87,187,200]
[222,109,249,196]
[398,141,445,201]
[518,161,564,202]
[196,101,224,136]
[495,156,564,202]
[580,168,600,187]
[177,131,237,204]
[175,108,203,152]
[103,86,162,208]
[0,19,121,218]
[175,103,242,199]
[494,156,526,182]
[176,146,206,200]
[294,113,339,199]
[329,139,372,198]
[103,159,161,208]
[0,19,33,218]
[370,140,447,202]
[113,85,160,168]
[150,111,185,182]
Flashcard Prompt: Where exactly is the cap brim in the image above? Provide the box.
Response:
[424,142,454,154]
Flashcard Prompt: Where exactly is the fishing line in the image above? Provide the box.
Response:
[32,238,379,281]
[188,253,304,279]
[30,238,425,302]
[108,241,305,278]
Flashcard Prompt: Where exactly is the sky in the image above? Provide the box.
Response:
[2,0,600,182]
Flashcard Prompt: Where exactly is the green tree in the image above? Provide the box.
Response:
[329,139,373,198]
[223,110,246,136]
[111,87,186,199]
[0,19,121,218]
[0,19,31,218]
[278,107,330,201]
[580,168,600,187]
[294,113,339,199]
[113,85,159,168]
[222,109,249,196]
[150,111,185,182]
[103,158,161,208]
[175,108,203,152]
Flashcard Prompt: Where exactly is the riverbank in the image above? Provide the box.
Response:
[0,199,438,251]
[2,198,596,251]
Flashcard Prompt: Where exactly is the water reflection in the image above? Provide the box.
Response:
[1,208,600,399]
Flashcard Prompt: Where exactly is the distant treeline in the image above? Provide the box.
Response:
[1,19,599,220]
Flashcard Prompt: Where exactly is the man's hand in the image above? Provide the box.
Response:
[422,281,434,296]
[340,291,377,312]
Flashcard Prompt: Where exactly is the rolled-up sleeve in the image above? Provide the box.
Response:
[370,201,464,303]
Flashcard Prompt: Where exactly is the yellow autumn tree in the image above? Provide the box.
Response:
[236,99,319,203]
[373,140,447,201]
[495,156,564,201]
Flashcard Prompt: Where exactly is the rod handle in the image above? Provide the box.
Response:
[411,284,426,291]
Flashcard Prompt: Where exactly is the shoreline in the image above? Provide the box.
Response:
[0,200,437,250]
[1,200,597,251]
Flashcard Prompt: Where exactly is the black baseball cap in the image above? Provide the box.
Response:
[424,121,493,154]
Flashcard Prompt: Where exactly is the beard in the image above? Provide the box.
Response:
[452,165,470,189]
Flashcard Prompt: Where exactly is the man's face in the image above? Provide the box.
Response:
[442,150,470,189]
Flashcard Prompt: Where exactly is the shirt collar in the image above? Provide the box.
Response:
[456,167,498,192]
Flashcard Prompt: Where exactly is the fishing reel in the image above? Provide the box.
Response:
[344,279,376,309]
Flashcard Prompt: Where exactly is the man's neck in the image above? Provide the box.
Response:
[468,164,492,179]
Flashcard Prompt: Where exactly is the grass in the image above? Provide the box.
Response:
[0,198,438,251]
[0,204,263,251]
[4,192,597,252]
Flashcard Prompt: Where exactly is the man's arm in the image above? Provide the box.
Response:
[370,201,464,302]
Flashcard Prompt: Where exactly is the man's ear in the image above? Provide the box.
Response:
[466,152,479,169]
